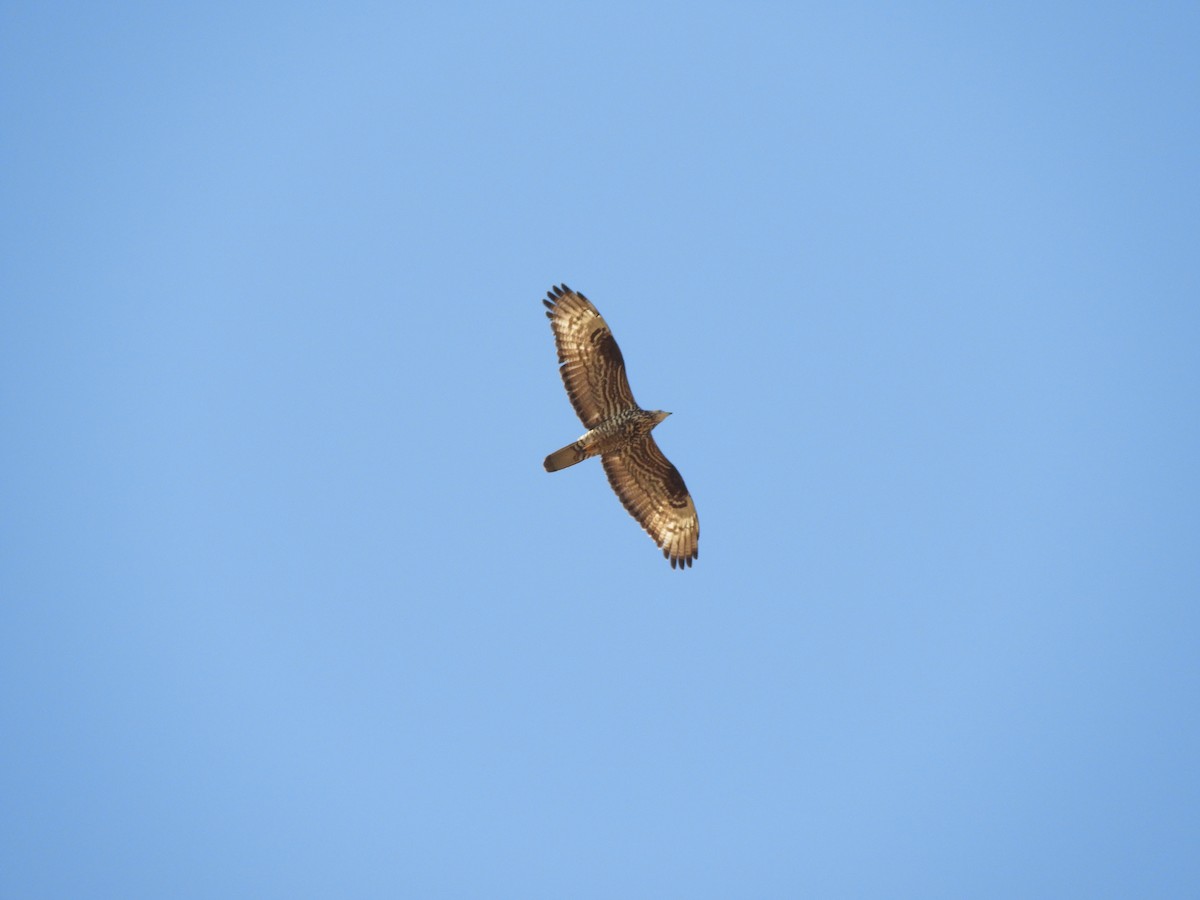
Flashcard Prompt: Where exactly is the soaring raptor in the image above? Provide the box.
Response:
[542,284,699,569]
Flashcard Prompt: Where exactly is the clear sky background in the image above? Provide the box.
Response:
[3,3,1198,897]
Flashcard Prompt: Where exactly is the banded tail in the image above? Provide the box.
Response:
[544,441,588,472]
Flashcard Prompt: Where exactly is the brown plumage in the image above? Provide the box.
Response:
[542,284,699,569]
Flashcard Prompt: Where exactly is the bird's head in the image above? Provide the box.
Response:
[652,410,672,426]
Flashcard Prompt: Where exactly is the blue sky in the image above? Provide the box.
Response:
[3,2,1198,896]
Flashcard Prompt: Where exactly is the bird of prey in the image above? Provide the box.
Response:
[542,284,699,569]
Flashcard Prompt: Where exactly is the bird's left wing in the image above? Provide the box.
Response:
[601,436,699,569]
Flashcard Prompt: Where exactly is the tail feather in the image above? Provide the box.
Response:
[544,441,588,472]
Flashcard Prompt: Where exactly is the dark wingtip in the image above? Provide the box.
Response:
[666,548,697,570]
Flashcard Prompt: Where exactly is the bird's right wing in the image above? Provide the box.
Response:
[543,284,637,429]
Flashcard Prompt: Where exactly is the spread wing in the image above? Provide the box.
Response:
[602,437,699,569]
[543,284,636,429]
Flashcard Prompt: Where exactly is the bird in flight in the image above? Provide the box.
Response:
[542,284,699,569]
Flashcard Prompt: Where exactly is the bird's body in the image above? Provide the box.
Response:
[543,408,670,472]
[541,284,699,569]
